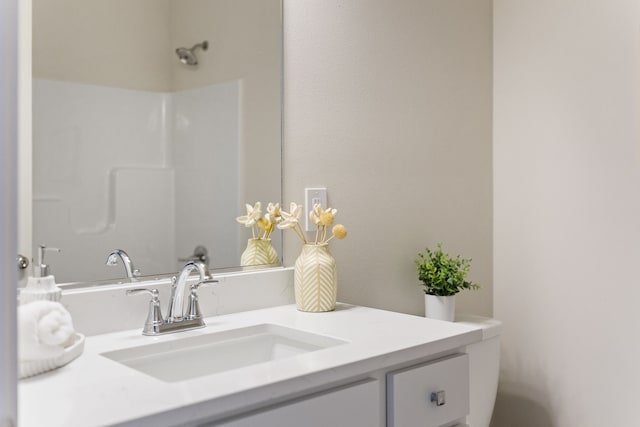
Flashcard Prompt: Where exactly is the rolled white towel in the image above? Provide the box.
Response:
[19,300,75,361]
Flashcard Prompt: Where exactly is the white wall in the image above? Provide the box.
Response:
[33,0,172,92]
[0,0,18,422]
[283,0,493,316]
[18,0,32,285]
[33,0,282,211]
[173,82,242,269]
[32,80,176,283]
[32,79,246,281]
[170,0,282,209]
[493,1,640,425]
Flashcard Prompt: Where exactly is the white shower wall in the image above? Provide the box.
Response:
[172,81,241,271]
[33,79,240,283]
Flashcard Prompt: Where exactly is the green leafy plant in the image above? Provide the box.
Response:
[415,243,480,296]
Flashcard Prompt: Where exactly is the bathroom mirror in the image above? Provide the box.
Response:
[31,0,283,283]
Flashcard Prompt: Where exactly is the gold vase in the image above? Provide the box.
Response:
[240,238,279,267]
[294,243,337,312]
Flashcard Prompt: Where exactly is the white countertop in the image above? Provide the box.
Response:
[18,303,482,427]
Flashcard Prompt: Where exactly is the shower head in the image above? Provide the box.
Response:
[175,40,209,66]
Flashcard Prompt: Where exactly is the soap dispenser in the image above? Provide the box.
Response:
[19,244,62,305]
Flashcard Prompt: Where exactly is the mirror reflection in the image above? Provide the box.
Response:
[32,0,283,283]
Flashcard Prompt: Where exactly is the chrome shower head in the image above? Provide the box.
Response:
[175,40,209,66]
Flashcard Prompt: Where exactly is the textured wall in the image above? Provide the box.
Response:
[283,0,493,317]
[32,0,172,91]
[493,0,640,425]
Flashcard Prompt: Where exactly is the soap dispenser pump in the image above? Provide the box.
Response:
[19,244,62,304]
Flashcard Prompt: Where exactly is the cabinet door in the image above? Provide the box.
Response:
[387,354,469,427]
[209,379,380,427]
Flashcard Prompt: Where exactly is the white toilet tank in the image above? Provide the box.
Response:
[455,315,502,427]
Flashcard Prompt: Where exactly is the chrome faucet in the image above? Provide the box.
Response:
[167,261,207,322]
[106,249,141,279]
[126,261,218,335]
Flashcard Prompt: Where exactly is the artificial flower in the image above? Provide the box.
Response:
[264,202,283,225]
[278,202,303,230]
[331,224,347,239]
[277,202,307,243]
[281,202,346,245]
[309,204,337,226]
[237,201,281,239]
[236,202,261,227]
[257,218,274,234]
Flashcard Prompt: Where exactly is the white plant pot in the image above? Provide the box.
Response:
[424,294,456,322]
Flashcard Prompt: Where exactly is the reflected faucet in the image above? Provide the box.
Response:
[106,249,141,280]
[178,245,210,267]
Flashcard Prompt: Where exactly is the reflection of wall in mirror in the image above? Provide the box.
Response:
[32,0,282,282]
[33,79,240,283]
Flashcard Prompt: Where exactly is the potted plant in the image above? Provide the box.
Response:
[415,243,479,321]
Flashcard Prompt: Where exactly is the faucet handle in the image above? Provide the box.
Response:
[194,278,219,289]
[126,288,158,297]
[126,288,164,335]
[185,279,218,321]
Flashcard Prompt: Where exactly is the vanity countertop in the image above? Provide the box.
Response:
[18,303,482,427]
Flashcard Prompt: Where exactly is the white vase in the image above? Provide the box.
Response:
[424,294,456,321]
[294,243,337,312]
[240,238,279,267]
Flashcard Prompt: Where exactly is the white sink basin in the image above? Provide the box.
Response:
[100,324,347,382]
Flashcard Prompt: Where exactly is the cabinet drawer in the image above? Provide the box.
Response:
[209,378,381,427]
[387,354,469,427]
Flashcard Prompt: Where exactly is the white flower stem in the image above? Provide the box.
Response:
[293,224,307,244]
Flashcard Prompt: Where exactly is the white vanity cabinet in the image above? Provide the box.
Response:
[208,379,381,427]
[19,303,482,427]
[204,354,470,427]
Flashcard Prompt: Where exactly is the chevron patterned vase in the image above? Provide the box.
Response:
[294,243,337,312]
[240,238,279,267]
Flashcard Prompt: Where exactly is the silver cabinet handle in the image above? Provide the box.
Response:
[17,254,29,270]
[430,390,446,406]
